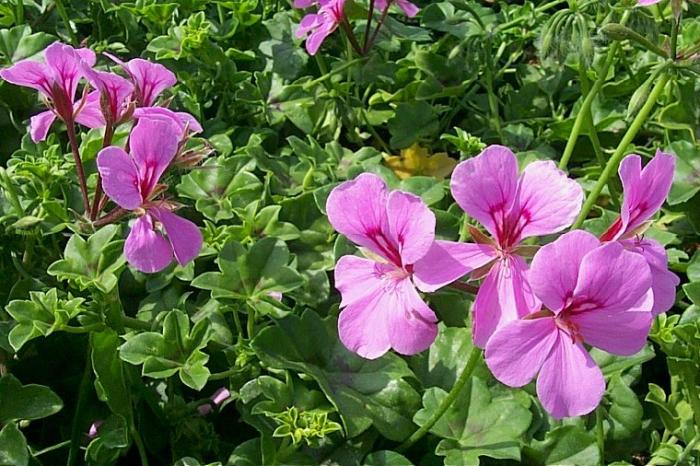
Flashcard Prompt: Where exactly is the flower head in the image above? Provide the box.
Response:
[600,150,679,315]
[375,0,419,17]
[79,63,134,126]
[295,0,346,55]
[97,118,202,273]
[104,53,176,107]
[327,173,475,359]
[450,145,583,347]
[486,230,653,419]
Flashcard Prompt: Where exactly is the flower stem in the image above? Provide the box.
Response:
[90,124,114,221]
[558,10,631,170]
[65,121,91,214]
[365,4,390,53]
[67,354,92,466]
[571,72,670,229]
[595,405,605,465]
[448,281,479,295]
[93,207,129,228]
[363,0,376,52]
[397,347,483,453]
[340,18,364,56]
[130,424,150,466]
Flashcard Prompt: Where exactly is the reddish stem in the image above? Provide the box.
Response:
[363,0,376,52]
[447,281,479,295]
[93,208,129,228]
[65,120,90,214]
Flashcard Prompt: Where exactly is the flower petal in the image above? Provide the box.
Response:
[412,240,496,292]
[386,190,435,266]
[514,160,583,240]
[397,0,419,17]
[387,281,438,356]
[617,151,675,239]
[129,117,180,196]
[133,106,202,134]
[334,255,393,307]
[0,60,52,96]
[536,335,605,419]
[623,237,679,315]
[80,66,133,119]
[124,215,174,273]
[451,145,519,240]
[338,288,391,359]
[150,207,202,267]
[573,241,652,315]
[571,289,653,356]
[29,110,56,142]
[96,146,142,210]
[529,230,600,313]
[74,91,106,128]
[485,316,558,387]
[472,255,539,348]
[44,42,88,100]
[124,58,176,106]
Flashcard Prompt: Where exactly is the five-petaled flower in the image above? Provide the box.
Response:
[327,173,474,359]
[0,41,98,142]
[600,150,679,315]
[104,54,177,107]
[375,0,419,17]
[486,230,654,419]
[449,145,584,348]
[97,118,202,273]
[295,0,346,55]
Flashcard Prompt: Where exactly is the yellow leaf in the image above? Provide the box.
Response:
[383,143,457,180]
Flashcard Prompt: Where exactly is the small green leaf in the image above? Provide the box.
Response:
[0,423,28,466]
[0,374,63,423]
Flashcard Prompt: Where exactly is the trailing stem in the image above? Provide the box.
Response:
[66,121,91,214]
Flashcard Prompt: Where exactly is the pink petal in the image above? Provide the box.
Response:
[326,173,398,263]
[536,335,605,419]
[129,118,180,196]
[529,230,600,313]
[80,66,133,119]
[125,58,176,107]
[0,60,52,96]
[617,151,675,239]
[485,316,558,387]
[44,42,87,100]
[622,238,679,315]
[573,241,652,315]
[375,0,388,9]
[74,91,106,128]
[305,24,335,55]
[334,255,393,307]
[451,145,519,241]
[412,240,496,292]
[124,215,174,273]
[472,255,539,348]
[96,146,143,210]
[75,48,97,67]
[638,0,662,5]
[133,107,202,134]
[29,110,56,142]
[571,290,653,356]
[397,0,419,16]
[386,190,435,266]
[150,207,203,267]
[296,14,322,39]
[387,280,438,356]
[293,0,317,8]
[514,160,583,240]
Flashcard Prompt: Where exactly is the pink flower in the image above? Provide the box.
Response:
[600,151,679,315]
[104,53,176,107]
[197,387,231,415]
[327,173,476,359]
[0,42,97,142]
[293,0,318,7]
[97,118,202,273]
[133,106,203,138]
[450,145,583,348]
[485,230,654,419]
[295,0,346,55]
[375,0,419,17]
[638,0,661,5]
[86,420,104,439]
[79,63,134,126]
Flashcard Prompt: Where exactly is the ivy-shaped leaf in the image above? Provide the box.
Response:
[0,374,63,423]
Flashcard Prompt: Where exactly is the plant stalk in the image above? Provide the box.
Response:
[90,124,114,220]
[66,121,91,214]
[595,405,605,465]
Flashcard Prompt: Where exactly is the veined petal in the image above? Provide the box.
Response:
[44,42,87,100]
[0,60,52,96]
[617,151,675,239]
[74,91,106,128]
[485,316,558,387]
[622,237,679,315]
[129,118,180,196]
[124,214,173,273]
[133,106,202,134]
[29,110,56,142]
[150,207,202,267]
[388,280,438,356]
[124,58,176,107]
[529,230,600,313]
[296,13,322,38]
[451,145,519,240]
[413,240,496,292]
[80,66,133,119]
[472,255,539,348]
[514,160,583,241]
[334,255,394,307]
[386,190,435,266]
[573,241,652,316]
[96,146,143,210]
[397,0,419,17]
[536,335,605,419]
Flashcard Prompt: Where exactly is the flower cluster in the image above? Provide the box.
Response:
[328,146,677,419]
[0,42,205,273]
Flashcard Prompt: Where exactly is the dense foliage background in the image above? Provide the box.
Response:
[0,0,699,465]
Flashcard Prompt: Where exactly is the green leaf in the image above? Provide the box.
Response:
[590,344,655,376]
[667,140,700,205]
[0,423,28,466]
[363,450,413,465]
[415,379,532,465]
[91,330,132,420]
[0,25,54,64]
[387,102,438,150]
[0,374,63,422]
[251,311,420,441]
[47,225,125,293]
[523,425,599,466]
[606,375,643,441]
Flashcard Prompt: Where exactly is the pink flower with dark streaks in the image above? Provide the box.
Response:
[327,173,477,359]
[97,118,202,273]
[79,64,134,126]
[486,231,653,419]
[600,150,679,315]
[295,0,346,55]
[375,0,419,17]
[104,53,176,107]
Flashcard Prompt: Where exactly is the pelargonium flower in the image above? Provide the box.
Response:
[296,0,346,55]
[486,230,653,419]
[638,0,661,5]
[600,150,679,315]
[327,173,476,359]
[79,64,134,126]
[97,118,202,273]
[450,145,583,347]
[104,53,176,107]
[293,0,317,7]
[375,0,419,17]
[0,42,98,142]
[133,106,203,139]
